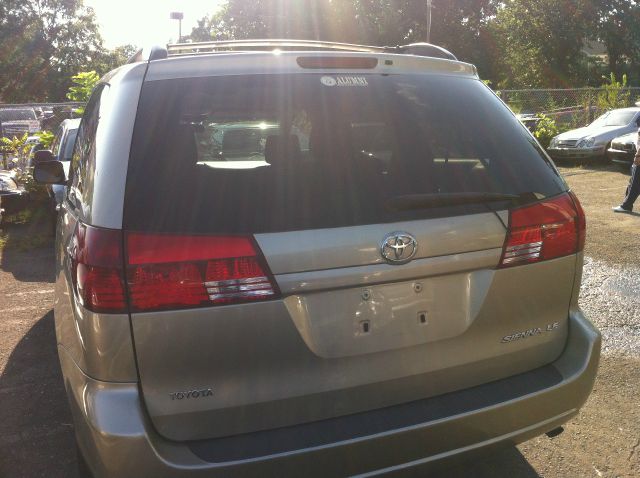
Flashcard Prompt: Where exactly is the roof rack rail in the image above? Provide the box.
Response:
[166,39,457,61]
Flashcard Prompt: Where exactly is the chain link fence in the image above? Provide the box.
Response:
[497,88,640,129]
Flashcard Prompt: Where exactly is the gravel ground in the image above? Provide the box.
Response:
[0,163,639,477]
[581,257,640,357]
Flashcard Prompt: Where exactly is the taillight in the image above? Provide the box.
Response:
[499,192,585,268]
[126,233,279,312]
[70,224,127,313]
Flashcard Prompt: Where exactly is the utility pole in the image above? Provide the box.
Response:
[170,11,184,43]
[426,0,433,43]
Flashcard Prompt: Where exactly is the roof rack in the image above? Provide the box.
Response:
[165,39,457,61]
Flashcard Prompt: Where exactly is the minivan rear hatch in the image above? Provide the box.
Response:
[123,62,576,442]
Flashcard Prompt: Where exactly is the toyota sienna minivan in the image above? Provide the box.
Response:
[34,40,600,477]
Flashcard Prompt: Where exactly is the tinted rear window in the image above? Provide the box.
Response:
[125,74,565,234]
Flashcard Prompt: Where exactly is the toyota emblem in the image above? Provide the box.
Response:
[380,232,418,264]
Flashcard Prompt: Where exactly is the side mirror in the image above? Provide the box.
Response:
[33,149,55,164]
[34,160,66,184]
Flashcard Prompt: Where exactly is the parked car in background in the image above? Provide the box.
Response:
[0,169,28,222]
[516,113,540,133]
[607,132,637,166]
[0,107,40,137]
[32,118,80,211]
[40,106,77,132]
[547,107,640,161]
[34,40,599,478]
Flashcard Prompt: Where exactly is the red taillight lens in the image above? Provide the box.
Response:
[71,224,127,313]
[126,234,279,312]
[499,192,585,268]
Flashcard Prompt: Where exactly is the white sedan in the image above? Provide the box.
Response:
[548,107,640,161]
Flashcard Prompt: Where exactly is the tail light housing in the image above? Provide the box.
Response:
[499,192,585,268]
[126,233,279,312]
[69,226,279,313]
[69,224,127,313]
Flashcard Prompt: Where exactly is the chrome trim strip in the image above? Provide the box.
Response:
[204,277,269,287]
[504,248,540,259]
[506,242,543,252]
[209,289,275,301]
[207,283,272,294]
[502,252,540,264]
[274,248,502,295]
[541,223,563,230]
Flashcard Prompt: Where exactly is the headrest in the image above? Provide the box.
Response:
[264,134,301,166]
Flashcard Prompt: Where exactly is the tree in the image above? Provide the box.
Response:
[597,72,631,110]
[188,1,497,76]
[489,0,596,88]
[188,1,337,42]
[591,1,640,83]
[0,0,104,102]
[93,44,138,74]
[66,70,100,110]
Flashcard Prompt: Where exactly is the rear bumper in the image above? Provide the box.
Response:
[548,146,606,160]
[607,147,635,165]
[61,310,600,478]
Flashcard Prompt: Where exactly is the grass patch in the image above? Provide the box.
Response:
[3,202,48,225]
[0,200,54,253]
[8,233,51,252]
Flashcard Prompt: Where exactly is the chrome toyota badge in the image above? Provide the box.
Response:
[380,232,418,264]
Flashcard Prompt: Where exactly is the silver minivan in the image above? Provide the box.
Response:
[35,40,600,477]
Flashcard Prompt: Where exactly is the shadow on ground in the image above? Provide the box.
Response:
[0,311,78,478]
[556,160,632,177]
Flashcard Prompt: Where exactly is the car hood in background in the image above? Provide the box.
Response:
[555,125,635,144]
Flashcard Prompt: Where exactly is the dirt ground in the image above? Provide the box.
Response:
[0,163,639,477]
[560,163,640,266]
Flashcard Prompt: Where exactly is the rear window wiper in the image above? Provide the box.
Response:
[387,192,526,211]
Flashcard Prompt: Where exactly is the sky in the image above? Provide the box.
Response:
[84,0,225,48]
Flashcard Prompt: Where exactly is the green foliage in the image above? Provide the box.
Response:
[93,44,138,74]
[490,0,593,88]
[592,0,640,83]
[0,133,31,168]
[0,0,105,101]
[188,1,498,76]
[533,115,560,149]
[35,130,54,149]
[66,71,100,103]
[0,133,45,195]
[596,73,631,111]
[188,0,640,88]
